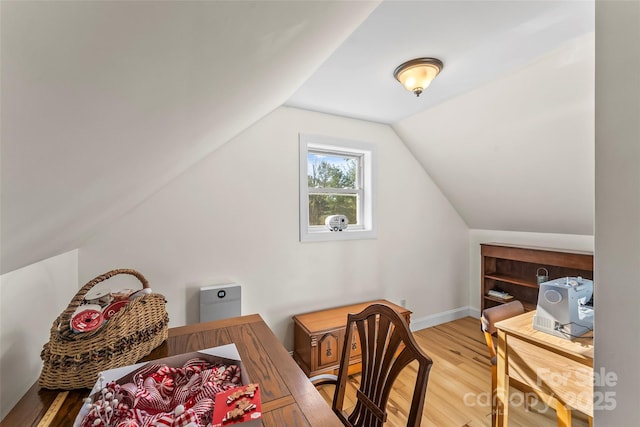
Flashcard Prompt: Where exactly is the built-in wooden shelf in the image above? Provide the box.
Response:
[481,243,593,312]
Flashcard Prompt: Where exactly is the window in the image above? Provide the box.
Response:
[299,134,376,242]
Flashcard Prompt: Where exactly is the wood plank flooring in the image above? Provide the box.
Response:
[317,316,591,427]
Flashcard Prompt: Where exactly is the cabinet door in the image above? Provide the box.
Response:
[348,324,362,360]
[315,330,342,370]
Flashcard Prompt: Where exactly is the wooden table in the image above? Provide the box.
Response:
[495,311,593,427]
[1,314,342,426]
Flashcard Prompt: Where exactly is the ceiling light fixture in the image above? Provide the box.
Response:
[393,58,443,97]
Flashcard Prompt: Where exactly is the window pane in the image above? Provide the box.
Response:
[308,152,357,190]
[308,194,357,226]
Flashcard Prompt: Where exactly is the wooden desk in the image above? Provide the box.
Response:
[495,311,593,427]
[1,314,342,427]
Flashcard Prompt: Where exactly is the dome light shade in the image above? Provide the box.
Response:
[393,58,443,97]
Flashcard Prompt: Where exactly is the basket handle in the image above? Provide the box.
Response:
[57,269,149,339]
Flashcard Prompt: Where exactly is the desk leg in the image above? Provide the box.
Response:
[556,404,572,427]
[496,329,508,427]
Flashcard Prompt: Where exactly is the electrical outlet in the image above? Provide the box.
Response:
[400,299,406,307]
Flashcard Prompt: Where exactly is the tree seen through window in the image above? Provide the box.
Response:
[307,152,358,226]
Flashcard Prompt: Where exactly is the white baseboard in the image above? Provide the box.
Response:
[410,306,481,332]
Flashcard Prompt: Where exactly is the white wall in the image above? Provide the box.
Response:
[468,229,594,312]
[0,249,79,420]
[78,106,470,349]
[594,1,640,425]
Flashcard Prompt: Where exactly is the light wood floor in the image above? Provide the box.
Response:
[317,316,591,427]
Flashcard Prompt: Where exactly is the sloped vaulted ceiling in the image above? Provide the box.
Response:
[0,0,380,274]
[394,32,595,235]
[288,0,594,235]
[1,0,595,274]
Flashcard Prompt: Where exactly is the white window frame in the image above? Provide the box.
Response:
[299,134,376,242]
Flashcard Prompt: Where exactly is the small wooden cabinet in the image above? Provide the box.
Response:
[481,243,593,312]
[292,300,411,377]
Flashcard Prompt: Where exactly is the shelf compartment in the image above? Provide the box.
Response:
[484,295,515,303]
[484,273,538,289]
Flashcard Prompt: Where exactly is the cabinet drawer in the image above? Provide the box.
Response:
[347,325,361,360]
[312,330,344,371]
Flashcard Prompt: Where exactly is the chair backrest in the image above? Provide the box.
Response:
[332,303,433,427]
[480,300,525,360]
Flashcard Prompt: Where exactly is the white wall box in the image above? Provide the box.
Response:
[200,284,241,322]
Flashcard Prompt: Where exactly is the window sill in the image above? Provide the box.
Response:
[300,229,377,242]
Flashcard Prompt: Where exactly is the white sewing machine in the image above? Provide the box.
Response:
[533,276,594,340]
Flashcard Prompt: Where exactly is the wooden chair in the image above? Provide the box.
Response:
[481,300,526,426]
[313,303,433,427]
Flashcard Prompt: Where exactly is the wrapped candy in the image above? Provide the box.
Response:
[80,359,240,427]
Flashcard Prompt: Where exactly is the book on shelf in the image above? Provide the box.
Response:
[487,290,514,300]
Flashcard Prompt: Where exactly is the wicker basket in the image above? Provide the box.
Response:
[39,269,169,390]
